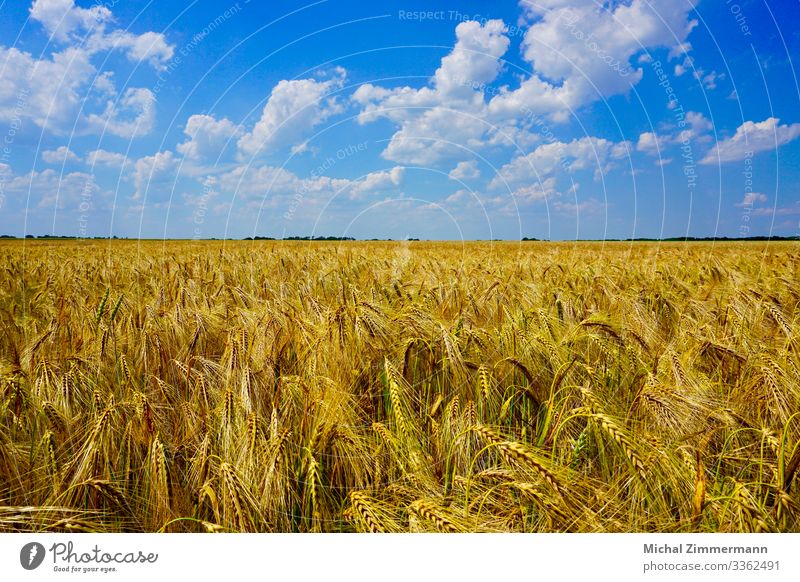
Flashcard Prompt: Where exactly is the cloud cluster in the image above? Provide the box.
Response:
[489,136,630,202]
[701,118,800,164]
[0,0,173,137]
[238,70,347,157]
[353,20,511,165]
[178,115,242,160]
[637,111,713,157]
[42,146,80,164]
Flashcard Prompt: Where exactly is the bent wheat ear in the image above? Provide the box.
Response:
[591,413,647,478]
[473,425,563,495]
[349,491,385,533]
[410,499,458,532]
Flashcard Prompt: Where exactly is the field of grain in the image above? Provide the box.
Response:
[0,240,798,532]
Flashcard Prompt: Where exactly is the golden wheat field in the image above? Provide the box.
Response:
[0,239,798,533]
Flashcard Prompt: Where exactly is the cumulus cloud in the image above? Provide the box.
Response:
[678,111,713,143]
[348,167,404,199]
[354,1,698,167]
[216,163,350,217]
[431,19,511,101]
[491,137,630,190]
[489,136,630,203]
[178,114,242,160]
[0,46,95,131]
[0,0,173,136]
[701,118,800,164]
[237,70,346,157]
[488,0,697,121]
[133,151,177,200]
[1,168,101,210]
[378,111,491,166]
[212,162,405,219]
[353,20,510,166]
[448,160,481,181]
[86,149,129,168]
[91,30,174,70]
[42,146,80,164]
[638,112,712,157]
[444,189,470,204]
[511,176,560,203]
[637,132,664,156]
[31,0,173,68]
[85,87,156,138]
[29,0,111,42]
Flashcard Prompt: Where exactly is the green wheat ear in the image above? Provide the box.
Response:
[95,287,110,324]
[110,294,124,324]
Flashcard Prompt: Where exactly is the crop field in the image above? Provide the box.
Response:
[0,240,798,533]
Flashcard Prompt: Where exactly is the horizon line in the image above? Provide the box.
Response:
[3,235,799,243]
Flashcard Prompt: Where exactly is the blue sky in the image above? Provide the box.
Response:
[0,0,798,240]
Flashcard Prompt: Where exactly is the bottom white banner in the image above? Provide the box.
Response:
[1,533,798,582]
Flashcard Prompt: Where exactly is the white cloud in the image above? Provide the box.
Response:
[29,0,111,42]
[752,203,800,217]
[431,20,511,101]
[736,192,767,207]
[491,137,629,189]
[85,87,156,138]
[489,0,698,120]
[668,42,692,60]
[214,163,405,215]
[511,176,560,203]
[445,189,470,204]
[86,149,128,168]
[700,71,723,90]
[31,0,172,68]
[93,71,116,98]
[218,164,348,203]
[86,149,128,167]
[0,0,173,137]
[680,111,713,141]
[354,2,698,166]
[0,46,95,131]
[378,110,491,165]
[92,30,174,70]
[177,114,242,160]
[701,118,800,164]
[42,145,80,164]
[674,56,724,90]
[354,20,508,122]
[489,136,629,201]
[1,168,101,209]
[133,151,177,200]
[637,132,664,156]
[237,71,346,157]
[638,112,713,157]
[353,20,510,166]
[448,160,481,181]
[348,167,404,199]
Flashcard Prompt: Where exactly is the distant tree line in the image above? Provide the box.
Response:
[3,234,798,242]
